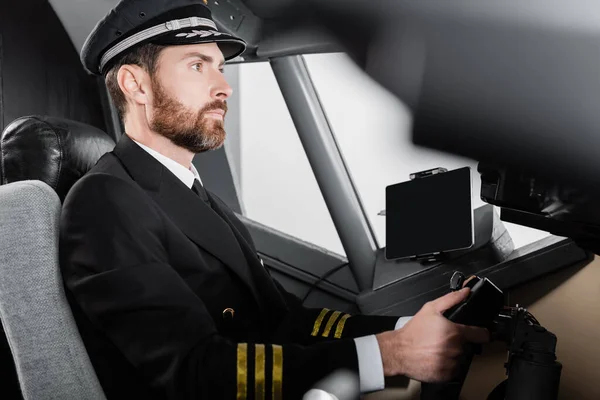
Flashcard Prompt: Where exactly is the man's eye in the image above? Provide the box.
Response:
[192,63,203,72]
[219,68,225,74]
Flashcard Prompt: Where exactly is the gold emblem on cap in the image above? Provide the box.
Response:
[203,0,208,4]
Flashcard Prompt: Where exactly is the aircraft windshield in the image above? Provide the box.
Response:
[231,53,554,256]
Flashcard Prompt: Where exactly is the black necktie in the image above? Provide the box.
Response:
[192,179,210,205]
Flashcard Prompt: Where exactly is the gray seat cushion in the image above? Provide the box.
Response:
[0,180,106,400]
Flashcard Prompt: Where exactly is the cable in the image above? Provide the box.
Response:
[302,263,349,304]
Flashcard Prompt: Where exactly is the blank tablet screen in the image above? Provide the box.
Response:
[385,167,474,260]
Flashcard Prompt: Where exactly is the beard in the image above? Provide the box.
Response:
[149,78,227,153]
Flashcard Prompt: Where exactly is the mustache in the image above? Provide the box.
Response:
[201,100,228,115]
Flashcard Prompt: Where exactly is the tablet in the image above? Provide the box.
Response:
[385,167,474,260]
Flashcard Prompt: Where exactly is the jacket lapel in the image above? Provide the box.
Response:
[112,135,263,308]
[208,195,289,315]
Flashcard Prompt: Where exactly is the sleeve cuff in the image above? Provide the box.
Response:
[353,335,385,393]
[395,316,413,330]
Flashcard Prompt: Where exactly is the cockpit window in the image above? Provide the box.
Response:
[304,53,552,250]
[232,61,346,256]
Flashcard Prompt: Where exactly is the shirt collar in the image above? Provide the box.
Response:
[132,139,202,189]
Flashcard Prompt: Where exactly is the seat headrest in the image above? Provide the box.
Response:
[0,116,115,202]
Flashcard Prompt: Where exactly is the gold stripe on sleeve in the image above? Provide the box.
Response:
[311,308,330,336]
[333,314,351,339]
[237,343,248,400]
[272,345,283,400]
[322,311,342,338]
[255,344,265,400]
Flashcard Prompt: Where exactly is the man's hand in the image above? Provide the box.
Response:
[376,288,490,383]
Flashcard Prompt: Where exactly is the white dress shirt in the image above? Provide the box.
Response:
[133,139,203,188]
[133,139,413,393]
[355,316,413,392]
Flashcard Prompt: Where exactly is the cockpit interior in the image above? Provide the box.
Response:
[1,1,600,399]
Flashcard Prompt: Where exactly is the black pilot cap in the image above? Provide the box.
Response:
[80,0,247,75]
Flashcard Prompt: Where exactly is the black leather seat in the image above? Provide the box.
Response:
[1,115,115,201]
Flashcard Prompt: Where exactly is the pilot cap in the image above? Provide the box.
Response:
[81,0,247,75]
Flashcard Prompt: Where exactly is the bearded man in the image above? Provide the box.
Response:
[59,0,489,399]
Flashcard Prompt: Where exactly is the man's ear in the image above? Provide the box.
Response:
[117,65,152,108]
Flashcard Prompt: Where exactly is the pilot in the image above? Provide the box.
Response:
[60,0,490,398]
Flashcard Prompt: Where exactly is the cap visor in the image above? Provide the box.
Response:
[151,31,246,60]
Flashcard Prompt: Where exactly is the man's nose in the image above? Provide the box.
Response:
[212,72,233,101]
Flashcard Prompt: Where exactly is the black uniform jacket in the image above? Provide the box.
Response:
[59,134,399,400]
